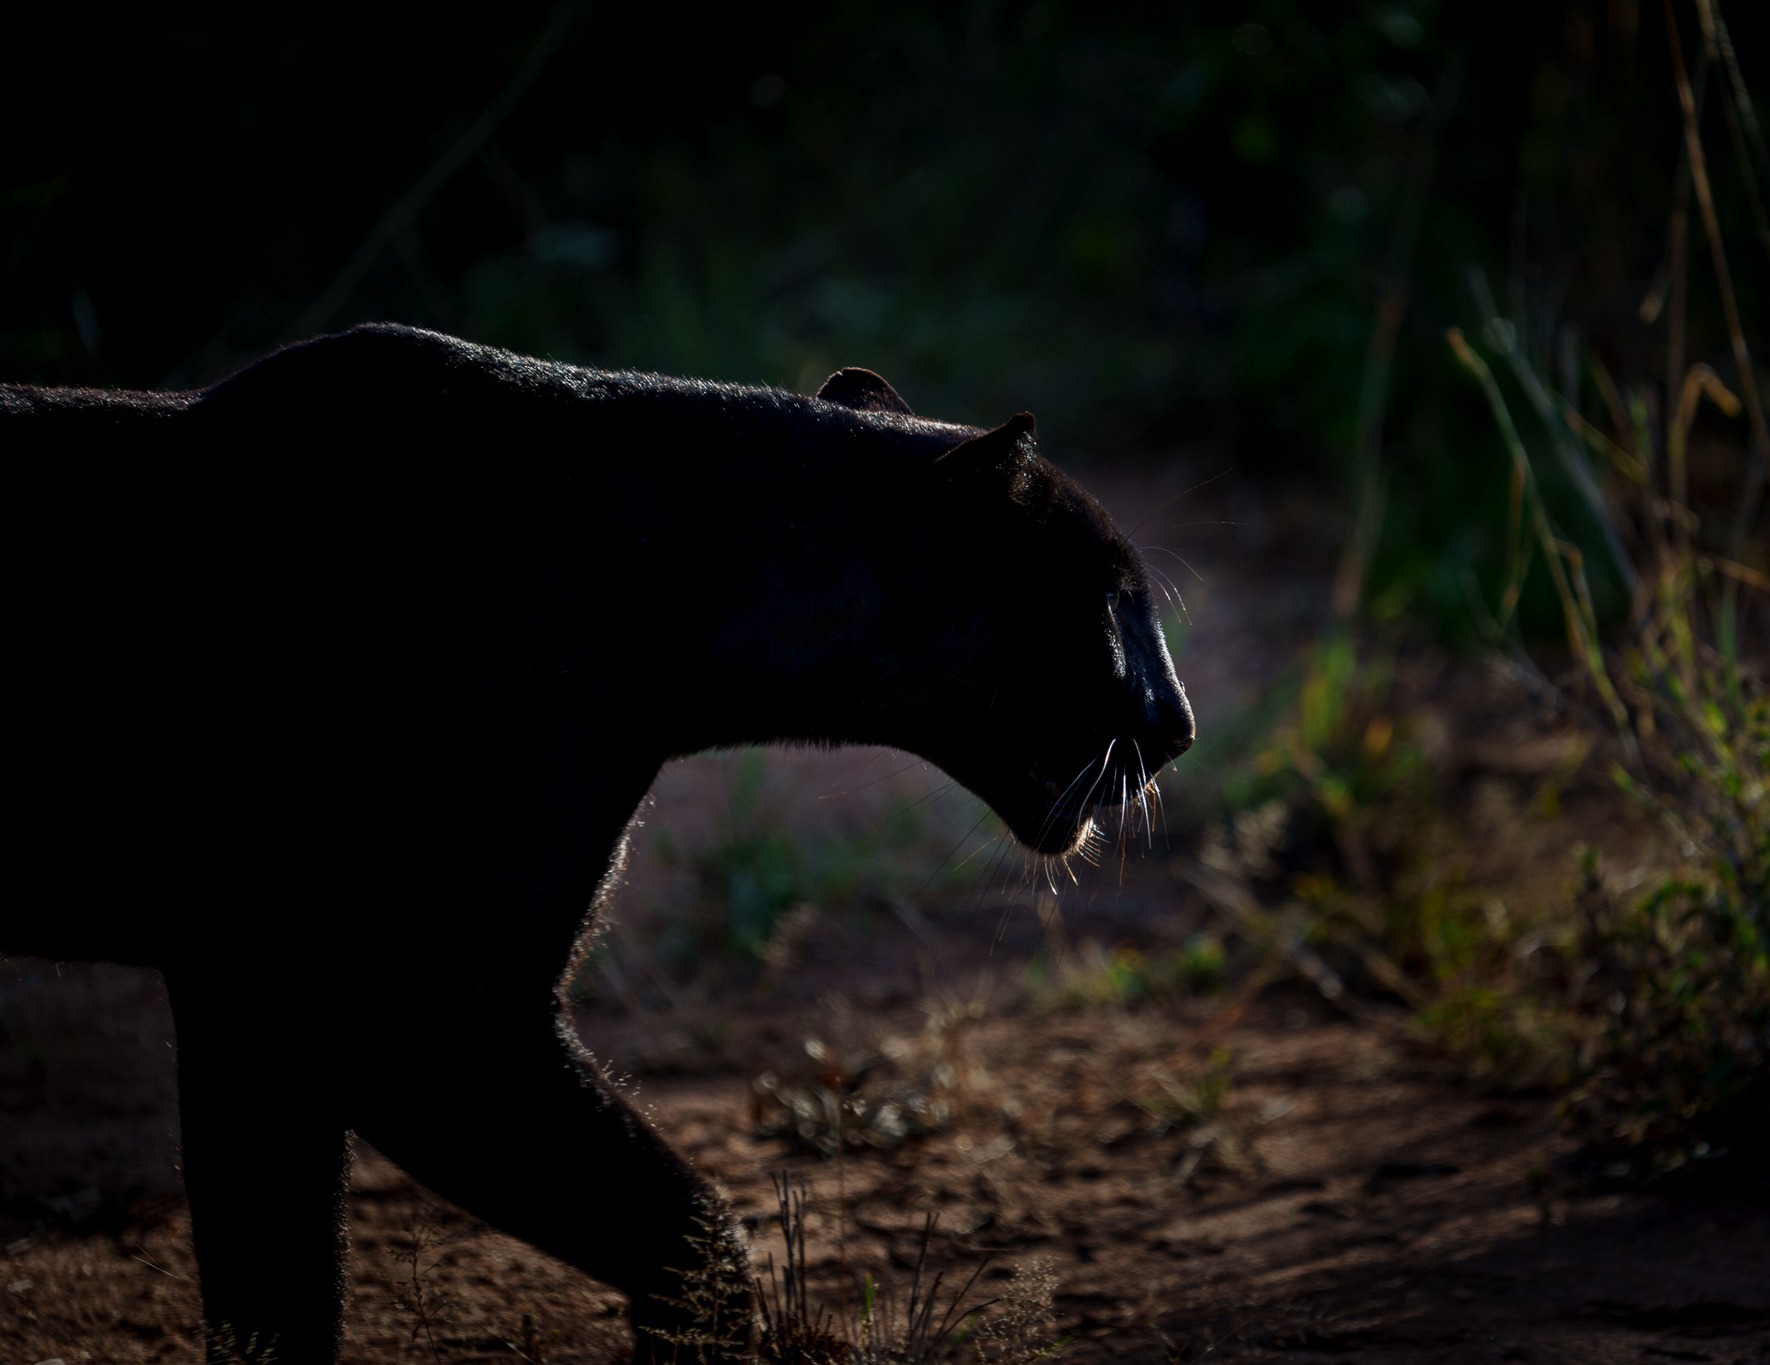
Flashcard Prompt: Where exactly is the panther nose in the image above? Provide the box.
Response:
[1148,681,1195,766]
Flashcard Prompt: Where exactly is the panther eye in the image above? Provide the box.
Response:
[1105,590,1120,616]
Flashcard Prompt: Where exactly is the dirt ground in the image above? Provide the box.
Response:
[5,930,1769,1365]
[5,471,1766,1363]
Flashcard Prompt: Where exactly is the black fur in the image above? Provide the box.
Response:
[2,324,1193,1362]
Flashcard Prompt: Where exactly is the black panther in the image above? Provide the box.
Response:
[2,324,1194,1362]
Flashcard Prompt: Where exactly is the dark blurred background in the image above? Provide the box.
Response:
[5,1,1765,633]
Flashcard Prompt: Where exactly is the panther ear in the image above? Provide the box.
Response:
[816,366,914,416]
[934,412,1037,476]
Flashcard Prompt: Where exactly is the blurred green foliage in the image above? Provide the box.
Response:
[1188,154,1768,1177]
[1028,933,1227,1009]
[652,749,961,965]
[1568,858,1770,1180]
[1221,629,1424,820]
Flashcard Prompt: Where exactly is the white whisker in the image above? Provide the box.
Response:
[1142,543,1207,584]
[1127,467,1232,538]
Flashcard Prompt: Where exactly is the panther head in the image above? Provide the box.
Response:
[815,369,1196,858]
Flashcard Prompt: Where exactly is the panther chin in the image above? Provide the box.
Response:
[970,757,1154,859]
[1022,790,1160,859]
[1010,726,1192,858]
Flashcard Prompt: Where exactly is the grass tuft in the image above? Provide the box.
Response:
[754,1177,1062,1365]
